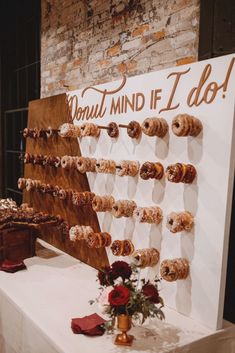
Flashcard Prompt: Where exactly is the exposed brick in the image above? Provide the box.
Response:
[151,29,165,41]
[107,41,121,57]
[41,0,200,97]
[132,24,149,37]
[176,56,196,65]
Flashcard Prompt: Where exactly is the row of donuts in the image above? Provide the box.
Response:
[21,113,202,140]
[69,225,189,282]
[18,178,194,232]
[21,153,197,183]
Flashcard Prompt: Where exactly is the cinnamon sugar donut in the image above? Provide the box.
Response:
[111,239,134,256]
[166,211,194,233]
[116,160,140,177]
[160,258,189,282]
[59,123,80,138]
[132,248,160,268]
[133,206,163,224]
[96,159,116,174]
[92,195,115,212]
[172,114,202,137]
[127,121,141,139]
[69,225,93,241]
[142,117,168,137]
[80,123,100,137]
[111,200,137,218]
[140,162,164,180]
[76,157,97,173]
[166,163,196,183]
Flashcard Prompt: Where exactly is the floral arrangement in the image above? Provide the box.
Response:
[90,261,165,324]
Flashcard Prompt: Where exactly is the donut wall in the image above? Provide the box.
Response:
[66,53,235,330]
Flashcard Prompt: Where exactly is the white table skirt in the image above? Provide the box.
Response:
[0,239,234,353]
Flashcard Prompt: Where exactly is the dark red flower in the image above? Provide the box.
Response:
[108,285,130,306]
[142,283,160,303]
[111,261,132,280]
[97,266,113,286]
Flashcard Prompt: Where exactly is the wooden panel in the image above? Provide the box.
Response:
[23,93,109,270]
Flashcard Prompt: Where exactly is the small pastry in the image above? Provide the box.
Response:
[142,117,168,137]
[172,114,202,137]
[116,160,140,177]
[17,178,27,190]
[107,122,119,138]
[24,152,33,164]
[160,258,189,282]
[59,123,80,138]
[132,248,160,268]
[166,211,194,233]
[111,239,134,256]
[133,206,163,224]
[165,163,196,183]
[111,200,137,218]
[76,157,97,173]
[127,121,141,139]
[92,195,115,212]
[69,225,93,241]
[140,162,164,180]
[61,155,75,169]
[80,123,100,137]
[96,159,116,174]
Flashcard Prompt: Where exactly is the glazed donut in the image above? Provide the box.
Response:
[92,195,115,212]
[76,157,97,173]
[69,225,94,241]
[111,200,137,218]
[160,258,189,282]
[80,123,100,137]
[127,121,141,139]
[132,248,160,268]
[140,162,164,180]
[111,239,134,256]
[116,160,140,177]
[25,179,35,191]
[133,206,163,224]
[54,156,61,168]
[107,122,119,138]
[166,211,194,233]
[165,163,196,183]
[172,114,202,137]
[96,159,116,174]
[142,117,168,137]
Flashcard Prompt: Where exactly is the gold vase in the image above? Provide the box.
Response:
[114,314,134,346]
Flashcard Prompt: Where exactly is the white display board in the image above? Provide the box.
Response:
[67,54,235,330]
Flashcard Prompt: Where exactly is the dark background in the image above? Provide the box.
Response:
[0,0,235,323]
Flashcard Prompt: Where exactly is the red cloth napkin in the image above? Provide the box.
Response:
[71,313,106,336]
[0,259,26,273]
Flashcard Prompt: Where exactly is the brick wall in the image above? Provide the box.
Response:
[41,0,200,97]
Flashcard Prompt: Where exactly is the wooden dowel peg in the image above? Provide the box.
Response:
[119,124,129,129]
[98,125,109,130]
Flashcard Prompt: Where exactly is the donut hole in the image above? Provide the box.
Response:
[164,266,169,274]
[113,206,118,211]
[168,218,173,225]
[174,122,180,128]
[144,122,149,128]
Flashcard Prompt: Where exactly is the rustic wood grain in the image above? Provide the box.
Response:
[23,93,109,269]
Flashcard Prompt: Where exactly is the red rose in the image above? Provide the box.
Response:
[142,283,160,303]
[108,285,130,306]
[111,261,132,280]
[97,266,114,286]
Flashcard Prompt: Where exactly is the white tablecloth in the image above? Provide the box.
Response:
[0,239,234,353]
